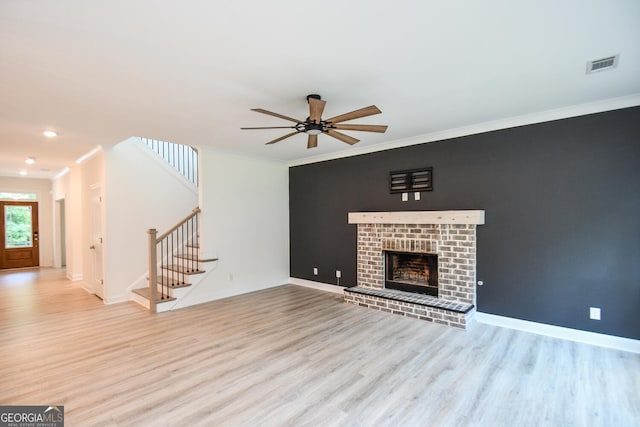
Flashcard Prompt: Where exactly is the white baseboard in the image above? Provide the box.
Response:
[105,295,128,305]
[286,281,639,354]
[67,273,83,281]
[476,312,640,354]
[289,278,345,295]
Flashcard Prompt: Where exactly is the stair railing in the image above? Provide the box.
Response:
[147,207,201,313]
[140,137,199,187]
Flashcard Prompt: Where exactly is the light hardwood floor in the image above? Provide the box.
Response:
[1,268,638,426]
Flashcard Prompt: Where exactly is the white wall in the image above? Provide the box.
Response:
[0,177,54,267]
[49,140,289,308]
[173,148,289,308]
[103,138,199,303]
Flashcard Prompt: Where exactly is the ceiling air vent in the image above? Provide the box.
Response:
[586,55,619,74]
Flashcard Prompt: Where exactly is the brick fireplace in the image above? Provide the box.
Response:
[344,211,484,329]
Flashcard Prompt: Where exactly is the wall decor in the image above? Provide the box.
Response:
[389,167,433,193]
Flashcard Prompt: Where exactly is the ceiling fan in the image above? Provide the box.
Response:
[241,94,388,149]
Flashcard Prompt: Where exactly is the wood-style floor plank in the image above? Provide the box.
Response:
[1,268,638,426]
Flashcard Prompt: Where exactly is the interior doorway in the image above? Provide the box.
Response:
[89,185,104,299]
[55,199,67,268]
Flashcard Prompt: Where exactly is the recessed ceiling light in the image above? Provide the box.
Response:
[43,130,57,138]
[19,170,28,176]
[25,157,36,164]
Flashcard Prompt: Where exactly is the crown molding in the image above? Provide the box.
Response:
[288,93,640,167]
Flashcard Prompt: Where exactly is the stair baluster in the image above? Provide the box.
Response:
[139,137,199,187]
[147,207,202,313]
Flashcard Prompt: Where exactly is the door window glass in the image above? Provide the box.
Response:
[4,205,33,248]
[0,192,37,201]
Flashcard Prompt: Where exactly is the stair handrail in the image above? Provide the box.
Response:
[147,207,201,313]
[156,207,201,241]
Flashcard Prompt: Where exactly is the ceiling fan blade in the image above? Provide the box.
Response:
[326,105,382,124]
[251,108,303,124]
[307,134,318,149]
[265,131,301,145]
[332,124,388,133]
[326,129,359,145]
[241,126,297,130]
[309,98,326,124]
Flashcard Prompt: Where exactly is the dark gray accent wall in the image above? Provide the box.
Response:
[289,107,640,340]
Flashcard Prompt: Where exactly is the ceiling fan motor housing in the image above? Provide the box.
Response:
[304,122,323,135]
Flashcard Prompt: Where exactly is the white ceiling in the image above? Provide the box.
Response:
[1,1,639,179]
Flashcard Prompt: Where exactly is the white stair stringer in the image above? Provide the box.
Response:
[153,265,216,312]
[130,259,218,312]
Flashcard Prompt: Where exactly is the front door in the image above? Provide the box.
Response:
[0,201,39,269]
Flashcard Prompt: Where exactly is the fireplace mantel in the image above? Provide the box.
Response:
[348,210,485,225]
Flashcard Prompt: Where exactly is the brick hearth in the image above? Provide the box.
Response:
[345,211,484,329]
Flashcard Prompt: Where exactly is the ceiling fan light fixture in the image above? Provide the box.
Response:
[305,123,323,135]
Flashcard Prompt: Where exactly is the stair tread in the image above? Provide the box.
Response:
[161,265,205,275]
[132,288,176,303]
[174,253,219,263]
[158,280,191,289]
[147,275,192,286]
[156,277,192,289]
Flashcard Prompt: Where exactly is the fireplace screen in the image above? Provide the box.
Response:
[384,251,438,297]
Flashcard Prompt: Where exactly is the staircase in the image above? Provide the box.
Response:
[130,138,216,312]
[131,207,218,312]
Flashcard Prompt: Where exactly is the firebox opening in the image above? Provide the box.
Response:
[384,251,438,297]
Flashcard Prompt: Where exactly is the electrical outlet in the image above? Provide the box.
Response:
[590,307,601,320]
[336,270,341,278]
[313,267,318,275]
[414,192,420,201]
[401,192,408,202]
